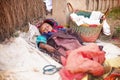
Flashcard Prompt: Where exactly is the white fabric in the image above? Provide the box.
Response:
[90,11,103,20]
[102,20,111,35]
[28,23,40,43]
[83,18,100,25]
[0,22,62,80]
[44,0,52,12]
[95,40,120,59]
[70,12,100,26]
[0,37,62,80]
[70,11,111,35]
[90,11,111,35]
[70,13,84,25]
[20,23,40,48]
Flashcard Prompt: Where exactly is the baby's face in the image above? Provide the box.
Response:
[39,23,53,33]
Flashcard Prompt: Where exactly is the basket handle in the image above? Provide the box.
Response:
[104,8,110,17]
[67,2,74,13]
[100,8,110,23]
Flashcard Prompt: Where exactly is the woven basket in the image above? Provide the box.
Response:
[67,2,109,42]
[70,21,102,42]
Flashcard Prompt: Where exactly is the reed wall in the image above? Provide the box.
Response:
[0,0,45,42]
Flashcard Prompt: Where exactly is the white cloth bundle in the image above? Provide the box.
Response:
[70,11,111,35]
[44,0,52,12]
[90,11,111,35]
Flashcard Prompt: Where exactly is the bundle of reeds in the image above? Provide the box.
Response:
[0,0,45,42]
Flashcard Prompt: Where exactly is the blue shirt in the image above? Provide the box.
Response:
[36,28,66,46]
[36,35,47,44]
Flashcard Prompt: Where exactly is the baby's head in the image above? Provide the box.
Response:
[38,19,54,34]
[39,22,53,34]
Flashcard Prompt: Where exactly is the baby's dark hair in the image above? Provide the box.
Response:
[43,19,54,27]
[37,18,58,29]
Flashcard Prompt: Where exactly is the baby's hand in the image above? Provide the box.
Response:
[39,43,56,53]
[45,44,56,53]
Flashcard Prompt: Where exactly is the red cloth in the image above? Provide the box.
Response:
[59,68,86,80]
[104,68,120,80]
[60,43,105,80]
[65,43,105,76]
[56,25,64,28]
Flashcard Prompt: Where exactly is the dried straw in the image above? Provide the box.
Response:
[0,0,45,42]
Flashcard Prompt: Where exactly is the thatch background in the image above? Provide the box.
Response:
[0,0,45,42]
